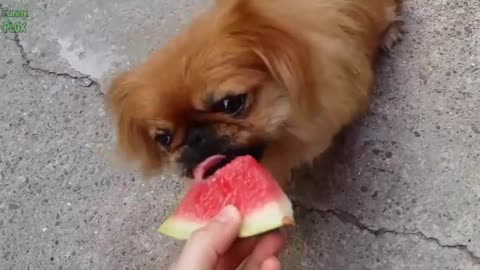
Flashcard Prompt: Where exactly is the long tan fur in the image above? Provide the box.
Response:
[107,0,402,184]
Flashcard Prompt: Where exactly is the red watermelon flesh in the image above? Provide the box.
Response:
[158,155,295,240]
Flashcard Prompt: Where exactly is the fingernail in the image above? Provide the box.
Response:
[214,205,239,223]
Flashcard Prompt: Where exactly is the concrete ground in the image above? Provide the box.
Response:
[0,0,479,269]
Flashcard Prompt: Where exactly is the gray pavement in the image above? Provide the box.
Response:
[0,0,479,269]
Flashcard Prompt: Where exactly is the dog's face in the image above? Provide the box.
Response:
[107,3,311,179]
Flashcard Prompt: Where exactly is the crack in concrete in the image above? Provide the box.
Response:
[294,203,480,264]
[12,33,103,95]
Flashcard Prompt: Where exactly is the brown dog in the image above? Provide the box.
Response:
[106,0,402,185]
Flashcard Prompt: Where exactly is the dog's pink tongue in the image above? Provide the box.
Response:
[193,155,226,181]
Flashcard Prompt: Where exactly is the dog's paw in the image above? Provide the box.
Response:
[382,20,404,52]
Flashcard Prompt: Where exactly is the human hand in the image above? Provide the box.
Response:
[171,205,286,270]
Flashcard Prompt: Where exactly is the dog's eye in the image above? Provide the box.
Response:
[154,131,173,149]
[214,94,247,116]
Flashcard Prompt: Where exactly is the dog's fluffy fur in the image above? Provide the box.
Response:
[107,0,402,185]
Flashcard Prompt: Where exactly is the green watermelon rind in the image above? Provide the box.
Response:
[157,194,294,240]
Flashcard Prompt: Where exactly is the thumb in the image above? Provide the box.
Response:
[173,205,242,270]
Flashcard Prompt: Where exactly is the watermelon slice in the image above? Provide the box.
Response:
[158,155,295,240]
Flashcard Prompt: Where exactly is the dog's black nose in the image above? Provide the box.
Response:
[180,125,226,177]
[185,125,212,149]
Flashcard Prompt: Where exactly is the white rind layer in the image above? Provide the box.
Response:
[158,194,294,240]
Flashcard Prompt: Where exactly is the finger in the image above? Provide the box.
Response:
[174,205,242,270]
[215,237,259,270]
[261,257,282,270]
[241,231,286,270]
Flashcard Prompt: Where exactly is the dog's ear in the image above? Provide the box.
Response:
[217,3,312,110]
[106,72,146,162]
[255,37,310,99]
[248,28,314,113]
[105,72,163,175]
